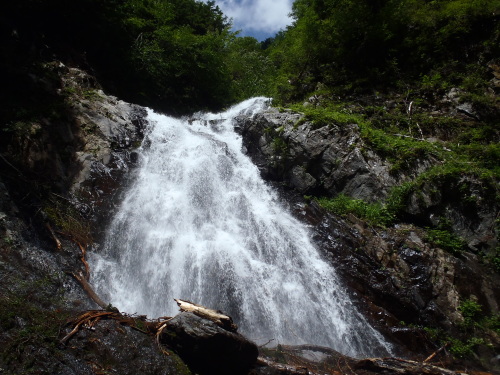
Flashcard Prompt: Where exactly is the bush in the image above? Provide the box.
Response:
[425,229,465,256]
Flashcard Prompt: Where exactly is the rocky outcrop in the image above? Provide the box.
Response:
[286,198,500,358]
[160,312,259,375]
[0,63,163,374]
[1,61,147,234]
[403,174,499,253]
[235,106,499,256]
[235,109,403,202]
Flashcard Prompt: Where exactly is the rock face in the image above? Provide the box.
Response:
[2,61,147,235]
[275,197,498,364]
[235,109,402,202]
[0,63,166,374]
[66,320,192,375]
[160,312,259,375]
[236,109,500,254]
[235,107,498,255]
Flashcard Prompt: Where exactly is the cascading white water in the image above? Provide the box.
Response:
[90,97,393,358]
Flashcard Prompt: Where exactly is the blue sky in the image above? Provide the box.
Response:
[203,0,294,41]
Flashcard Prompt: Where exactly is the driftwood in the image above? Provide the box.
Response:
[174,299,237,332]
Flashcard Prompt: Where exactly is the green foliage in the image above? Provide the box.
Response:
[459,298,483,327]
[290,104,366,128]
[225,36,276,101]
[386,182,415,218]
[316,194,394,227]
[449,337,485,358]
[426,228,465,255]
[1,0,241,115]
[265,0,500,104]
[360,125,442,173]
[271,136,288,155]
[424,217,465,255]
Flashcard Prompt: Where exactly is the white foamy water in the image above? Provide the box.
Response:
[90,97,393,357]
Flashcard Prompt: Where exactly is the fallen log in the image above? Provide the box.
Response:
[174,298,237,332]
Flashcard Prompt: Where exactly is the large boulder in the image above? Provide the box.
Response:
[160,312,259,375]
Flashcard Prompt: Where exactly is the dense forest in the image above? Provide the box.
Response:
[2,0,499,112]
[1,0,500,370]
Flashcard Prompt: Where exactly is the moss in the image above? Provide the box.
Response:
[289,103,367,129]
[0,274,70,372]
[43,195,92,245]
[169,353,193,375]
[425,228,465,256]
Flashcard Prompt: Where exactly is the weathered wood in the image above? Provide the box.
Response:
[174,299,237,332]
[68,271,109,310]
[424,343,449,363]
[61,310,115,344]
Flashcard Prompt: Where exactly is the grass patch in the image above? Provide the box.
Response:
[316,194,394,227]
[290,103,367,128]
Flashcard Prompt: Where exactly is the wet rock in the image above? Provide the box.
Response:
[68,320,191,375]
[160,312,259,375]
[404,175,499,255]
[281,194,500,359]
[236,108,410,202]
[253,345,468,375]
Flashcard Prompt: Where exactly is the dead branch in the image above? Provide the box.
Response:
[259,338,275,348]
[424,343,449,363]
[55,230,91,279]
[67,271,109,310]
[393,134,426,141]
[76,242,90,280]
[0,153,25,177]
[174,298,237,332]
[46,222,62,250]
[60,310,116,344]
[61,309,173,348]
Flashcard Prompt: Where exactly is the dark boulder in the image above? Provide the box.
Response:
[160,312,259,375]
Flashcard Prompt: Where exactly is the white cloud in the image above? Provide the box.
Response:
[205,0,293,36]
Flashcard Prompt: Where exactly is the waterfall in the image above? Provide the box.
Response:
[90,97,393,358]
